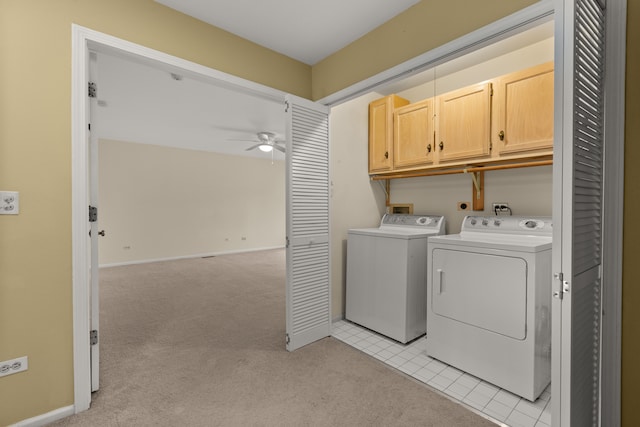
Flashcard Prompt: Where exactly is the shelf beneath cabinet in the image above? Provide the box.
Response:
[372,155,552,211]
[370,155,552,181]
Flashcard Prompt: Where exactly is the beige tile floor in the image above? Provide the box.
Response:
[332,320,552,427]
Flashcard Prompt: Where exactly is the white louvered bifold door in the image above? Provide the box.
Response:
[552,0,606,425]
[285,94,331,351]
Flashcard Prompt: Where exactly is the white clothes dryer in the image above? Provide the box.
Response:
[426,215,552,401]
[346,214,446,343]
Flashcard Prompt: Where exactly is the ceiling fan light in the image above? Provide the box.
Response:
[258,144,273,152]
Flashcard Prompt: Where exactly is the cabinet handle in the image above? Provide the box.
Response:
[427,144,431,153]
[384,151,389,159]
[439,141,444,151]
[499,130,505,141]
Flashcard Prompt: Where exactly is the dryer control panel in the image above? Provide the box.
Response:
[461,215,552,236]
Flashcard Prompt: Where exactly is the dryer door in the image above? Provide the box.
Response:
[431,248,527,340]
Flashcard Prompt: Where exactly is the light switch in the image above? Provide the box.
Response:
[0,191,19,215]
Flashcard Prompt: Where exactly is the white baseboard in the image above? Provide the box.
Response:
[100,246,285,268]
[10,405,74,427]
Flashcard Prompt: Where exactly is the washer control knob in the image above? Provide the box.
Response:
[525,220,538,229]
[482,218,489,226]
[470,218,477,226]
[417,217,431,225]
[494,220,502,226]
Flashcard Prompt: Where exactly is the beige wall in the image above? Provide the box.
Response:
[329,93,389,317]
[311,0,539,100]
[0,1,308,424]
[329,38,553,320]
[99,140,285,266]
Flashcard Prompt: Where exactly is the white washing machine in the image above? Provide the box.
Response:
[346,214,446,343]
[426,215,552,401]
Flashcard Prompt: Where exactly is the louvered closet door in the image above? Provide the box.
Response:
[552,0,606,425]
[285,94,331,351]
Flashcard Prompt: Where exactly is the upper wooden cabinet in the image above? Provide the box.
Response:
[492,62,554,156]
[369,95,409,173]
[437,82,492,162]
[367,62,554,177]
[393,99,435,169]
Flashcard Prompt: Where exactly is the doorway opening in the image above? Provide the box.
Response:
[72,24,291,412]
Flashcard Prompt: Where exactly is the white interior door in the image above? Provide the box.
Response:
[88,51,100,392]
[552,0,606,424]
[285,94,331,351]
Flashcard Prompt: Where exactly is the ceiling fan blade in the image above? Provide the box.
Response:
[273,144,286,153]
[245,143,261,151]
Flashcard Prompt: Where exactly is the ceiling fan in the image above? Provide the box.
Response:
[241,131,286,153]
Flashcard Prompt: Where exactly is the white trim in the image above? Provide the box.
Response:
[316,0,554,106]
[80,28,287,103]
[71,25,92,413]
[601,0,626,424]
[72,24,288,414]
[551,0,572,424]
[99,246,285,268]
[10,405,75,427]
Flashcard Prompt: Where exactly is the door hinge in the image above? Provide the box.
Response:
[286,236,290,248]
[286,333,290,344]
[89,205,98,222]
[553,272,569,300]
[90,330,98,345]
[284,100,290,113]
[88,81,97,98]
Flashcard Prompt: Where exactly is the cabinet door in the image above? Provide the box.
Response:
[437,82,492,162]
[493,62,554,155]
[369,95,409,173]
[393,98,435,169]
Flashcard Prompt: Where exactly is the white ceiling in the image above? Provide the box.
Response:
[154,0,420,65]
[95,51,287,159]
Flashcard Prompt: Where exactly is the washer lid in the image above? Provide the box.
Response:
[349,227,442,239]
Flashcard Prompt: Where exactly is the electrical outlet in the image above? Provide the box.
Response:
[457,201,470,211]
[0,191,19,215]
[0,356,28,378]
[492,202,510,213]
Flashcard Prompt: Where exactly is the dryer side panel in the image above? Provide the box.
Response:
[431,249,528,340]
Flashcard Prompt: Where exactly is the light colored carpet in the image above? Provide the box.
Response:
[52,249,495,426]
